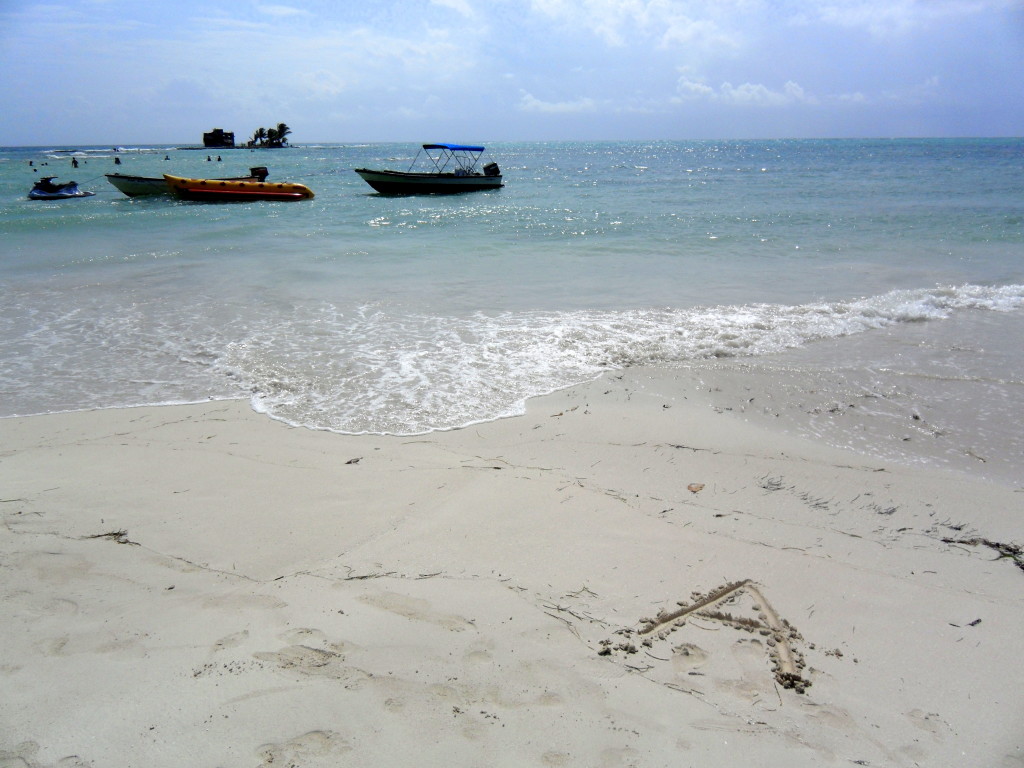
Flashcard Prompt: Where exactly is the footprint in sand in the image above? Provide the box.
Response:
[715,638,773,703]
[598,746,641,767]
[40,631,145,658]
[256,730,351,767]
[731,637,766,667]
[253,644,365,686]
[43,597,79,616]
[671,643,708,674]
[0,741,41,766]
[277,627,351,654]
[542,750,572,766]
[358,591,474,632]
[42,634,70,656]
[463,640,494,665]
[906,709,951,740]
[281,627,326,644]
[212,629,249,651]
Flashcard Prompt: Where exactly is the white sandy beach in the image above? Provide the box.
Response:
[2,365,1022,767]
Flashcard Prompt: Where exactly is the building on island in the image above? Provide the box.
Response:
[203,128,235,148]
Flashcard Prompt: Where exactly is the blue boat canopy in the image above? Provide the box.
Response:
[423,143,485,152]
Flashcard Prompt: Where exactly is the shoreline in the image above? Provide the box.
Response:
[2,366,1022,766]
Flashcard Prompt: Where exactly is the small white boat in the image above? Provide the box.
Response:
[355,144,502,194]
[106,166,270,197]
[104,174,172,197]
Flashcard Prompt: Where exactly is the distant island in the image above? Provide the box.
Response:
[248,123,292,148]
[200,123,293,149]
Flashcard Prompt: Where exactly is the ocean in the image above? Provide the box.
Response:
[2,139,1022,482]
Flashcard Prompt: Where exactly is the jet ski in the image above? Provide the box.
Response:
[28,177,96,200]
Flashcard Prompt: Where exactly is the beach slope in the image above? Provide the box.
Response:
[1,367,1022,767]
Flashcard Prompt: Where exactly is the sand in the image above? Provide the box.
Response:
[1,366,1022,767]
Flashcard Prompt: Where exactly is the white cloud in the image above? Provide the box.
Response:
[1,0,1020,143]
[836,91,868,104]
[518,90,600,113]
[659,14,728,48]
[255,4,311,19]
[675,77,715,98]
[674,72,815,105]
[195,16,274,31]
[721,80,814,105]
[431,0,477,18]
[794,0,1019,37]
[528,0,738,48]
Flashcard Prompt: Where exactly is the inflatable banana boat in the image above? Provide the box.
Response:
[163,174,314,202]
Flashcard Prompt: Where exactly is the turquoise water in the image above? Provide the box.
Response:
[1,140,1022,467]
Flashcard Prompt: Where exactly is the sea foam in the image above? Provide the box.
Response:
[232,284,1024,435]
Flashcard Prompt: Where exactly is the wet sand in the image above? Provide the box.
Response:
[1,365,1022,767]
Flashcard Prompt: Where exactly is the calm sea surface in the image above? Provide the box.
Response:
[1,139,1022,476]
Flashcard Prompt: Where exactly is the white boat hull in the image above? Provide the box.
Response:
[105,174,170,197]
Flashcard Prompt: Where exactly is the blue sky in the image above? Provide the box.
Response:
[1,0,1022,145]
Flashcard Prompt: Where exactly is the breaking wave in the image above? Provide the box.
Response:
[230,283,1024,434]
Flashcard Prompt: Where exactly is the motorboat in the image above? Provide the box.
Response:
[106,166,270,197]
[163,174,314,202]
[354,143,502,194]
[28,177,96,200]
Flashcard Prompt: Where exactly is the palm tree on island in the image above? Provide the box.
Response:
[248,123,292,148]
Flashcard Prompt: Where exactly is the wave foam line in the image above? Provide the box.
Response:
[235,284,1023,435]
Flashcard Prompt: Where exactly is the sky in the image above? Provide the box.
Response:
[1,0,1022,145]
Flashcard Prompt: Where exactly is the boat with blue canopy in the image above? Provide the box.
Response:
[355,143,503,194]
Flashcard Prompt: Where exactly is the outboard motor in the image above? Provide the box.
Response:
[249,166,270,182]
[483,162,500,177]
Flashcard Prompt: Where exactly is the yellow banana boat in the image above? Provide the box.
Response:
[163,174,314,202]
